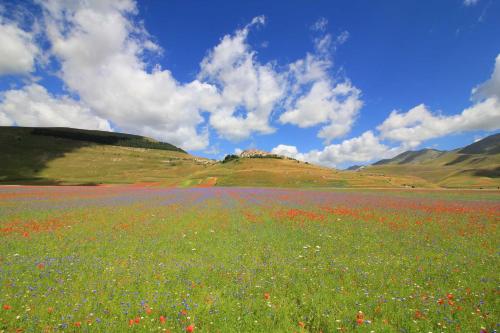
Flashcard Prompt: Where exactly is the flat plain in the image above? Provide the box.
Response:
[0,186,498,332]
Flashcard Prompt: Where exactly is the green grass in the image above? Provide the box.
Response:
[0,187,498,332]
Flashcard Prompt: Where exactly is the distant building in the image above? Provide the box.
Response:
[239,149,273,158]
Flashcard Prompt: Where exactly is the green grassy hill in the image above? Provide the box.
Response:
[362,134,500,188]
[0,126,429,188]
[183,156,435,188]
[0,126,205,185]
[1,126,497,188]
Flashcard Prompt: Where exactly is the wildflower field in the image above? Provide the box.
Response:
[0,186,498,332]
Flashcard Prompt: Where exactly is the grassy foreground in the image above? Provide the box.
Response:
[0,186,498,332]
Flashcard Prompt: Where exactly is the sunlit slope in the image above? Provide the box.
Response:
[363,134,500,188]
[35,145,211,185]
[186,157,435,188]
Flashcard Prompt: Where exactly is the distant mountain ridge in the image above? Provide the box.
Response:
[373,134,499,166]
[363,133,500,188]
[374,148,446,166]
[458,133,500,155]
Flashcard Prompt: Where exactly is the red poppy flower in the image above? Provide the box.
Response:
[134,317,140,324]
[160,316,166,324]
[447,293,453,300]
[129,319,134,326]
[356,311,364,325]
[414,310,424,319]
[264,292,270,300]
[74,322,81,328]
[186,324,195,332]
[37,263,45,270]
[3,304,11,310]
[298,321,305,328]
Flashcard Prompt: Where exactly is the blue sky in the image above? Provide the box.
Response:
[0,0,499,168]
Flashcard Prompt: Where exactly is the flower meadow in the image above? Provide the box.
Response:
[0,186,498,332]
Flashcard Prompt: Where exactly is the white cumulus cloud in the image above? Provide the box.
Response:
[473,54,500,101]
[271,144,304,160]
[280,34,363,143]
[199,16,285,141]
[378,54,500,147]
[272,131,404,168]
[0,18,39,75]
[0,84,111,130]
[378,101,500,146]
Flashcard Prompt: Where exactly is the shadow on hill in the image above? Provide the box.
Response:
[474,167,500,178]
[0,127,95,185]
[446,154,491,166]
[397,149,443,165]
[32,127,185,152]
[445,154,471,166]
